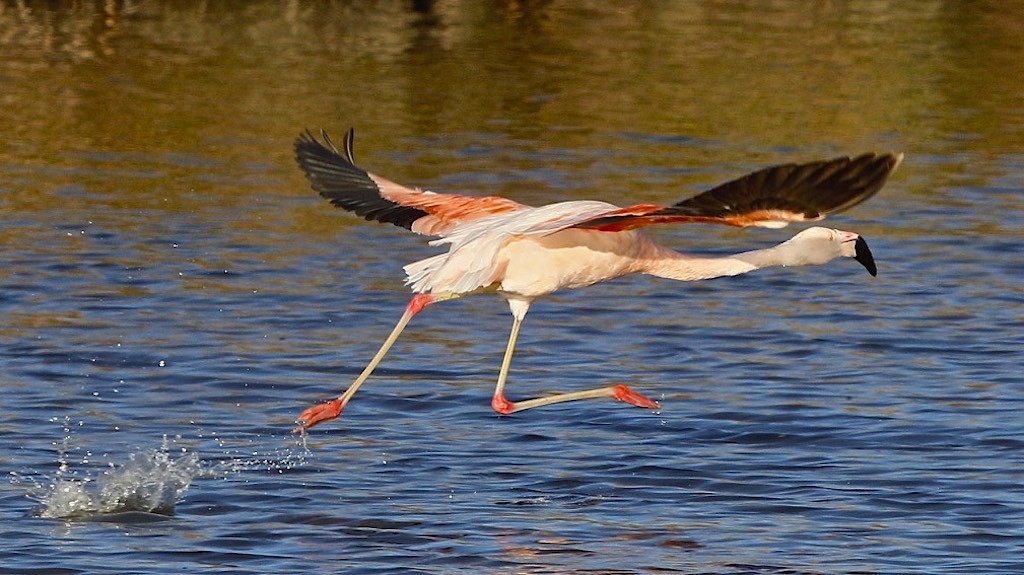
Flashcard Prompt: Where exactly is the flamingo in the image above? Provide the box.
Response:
[292,128,902,431]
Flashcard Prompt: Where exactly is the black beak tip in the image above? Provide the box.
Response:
[854,236,877,277]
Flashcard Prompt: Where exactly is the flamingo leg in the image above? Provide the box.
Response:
[490,314,660,415]
[489,313,524,414]
[294,293,434,431]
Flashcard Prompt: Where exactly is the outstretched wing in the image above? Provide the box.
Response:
[574,152,903,232]
[294,129,527,237]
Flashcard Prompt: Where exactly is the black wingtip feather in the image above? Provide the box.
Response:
[294,129,427,230]
[668,151,902,221]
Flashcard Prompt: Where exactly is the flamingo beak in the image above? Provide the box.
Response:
[853,236,877,277]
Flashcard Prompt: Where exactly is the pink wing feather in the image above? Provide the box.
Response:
[574,152,903,232]
[296,129,901,239]
[295,129,526,237]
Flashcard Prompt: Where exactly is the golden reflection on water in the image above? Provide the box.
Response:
[3,3,1021,147]
[1,0,1021,240]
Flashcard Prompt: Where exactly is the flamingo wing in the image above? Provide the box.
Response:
[574,152,903,232]
[295,129,528,237]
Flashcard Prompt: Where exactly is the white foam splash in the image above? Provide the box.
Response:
[33,447,203,519]
[14,420,312,520]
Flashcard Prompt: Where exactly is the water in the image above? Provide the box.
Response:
[2,2,1023,574]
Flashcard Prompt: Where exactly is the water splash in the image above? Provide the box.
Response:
[13,419,311,520]
[200,424,311,475]
[31,445,203,520]
[207,441,310,475]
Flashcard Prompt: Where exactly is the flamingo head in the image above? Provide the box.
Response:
[786,227,877,276]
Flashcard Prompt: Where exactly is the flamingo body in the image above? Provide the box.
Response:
[406,200,637,296]
[494,228,649,297]
[292,129,902,431]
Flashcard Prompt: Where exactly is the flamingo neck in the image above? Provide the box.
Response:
[637,243,791,282]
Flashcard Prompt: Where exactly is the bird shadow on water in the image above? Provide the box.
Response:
[10,417,312,523]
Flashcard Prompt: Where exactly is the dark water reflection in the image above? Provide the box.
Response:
[2,2,1023,574]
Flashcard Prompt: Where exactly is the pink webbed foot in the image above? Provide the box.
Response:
[610,384,660,410]
[293,399,344,432]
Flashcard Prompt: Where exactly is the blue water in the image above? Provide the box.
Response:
[3,3,1024,574]
[4,145,1023,574]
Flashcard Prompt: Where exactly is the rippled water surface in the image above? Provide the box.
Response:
[2,2,1023,574]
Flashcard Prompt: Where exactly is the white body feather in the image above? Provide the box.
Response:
[404,201,625,295]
